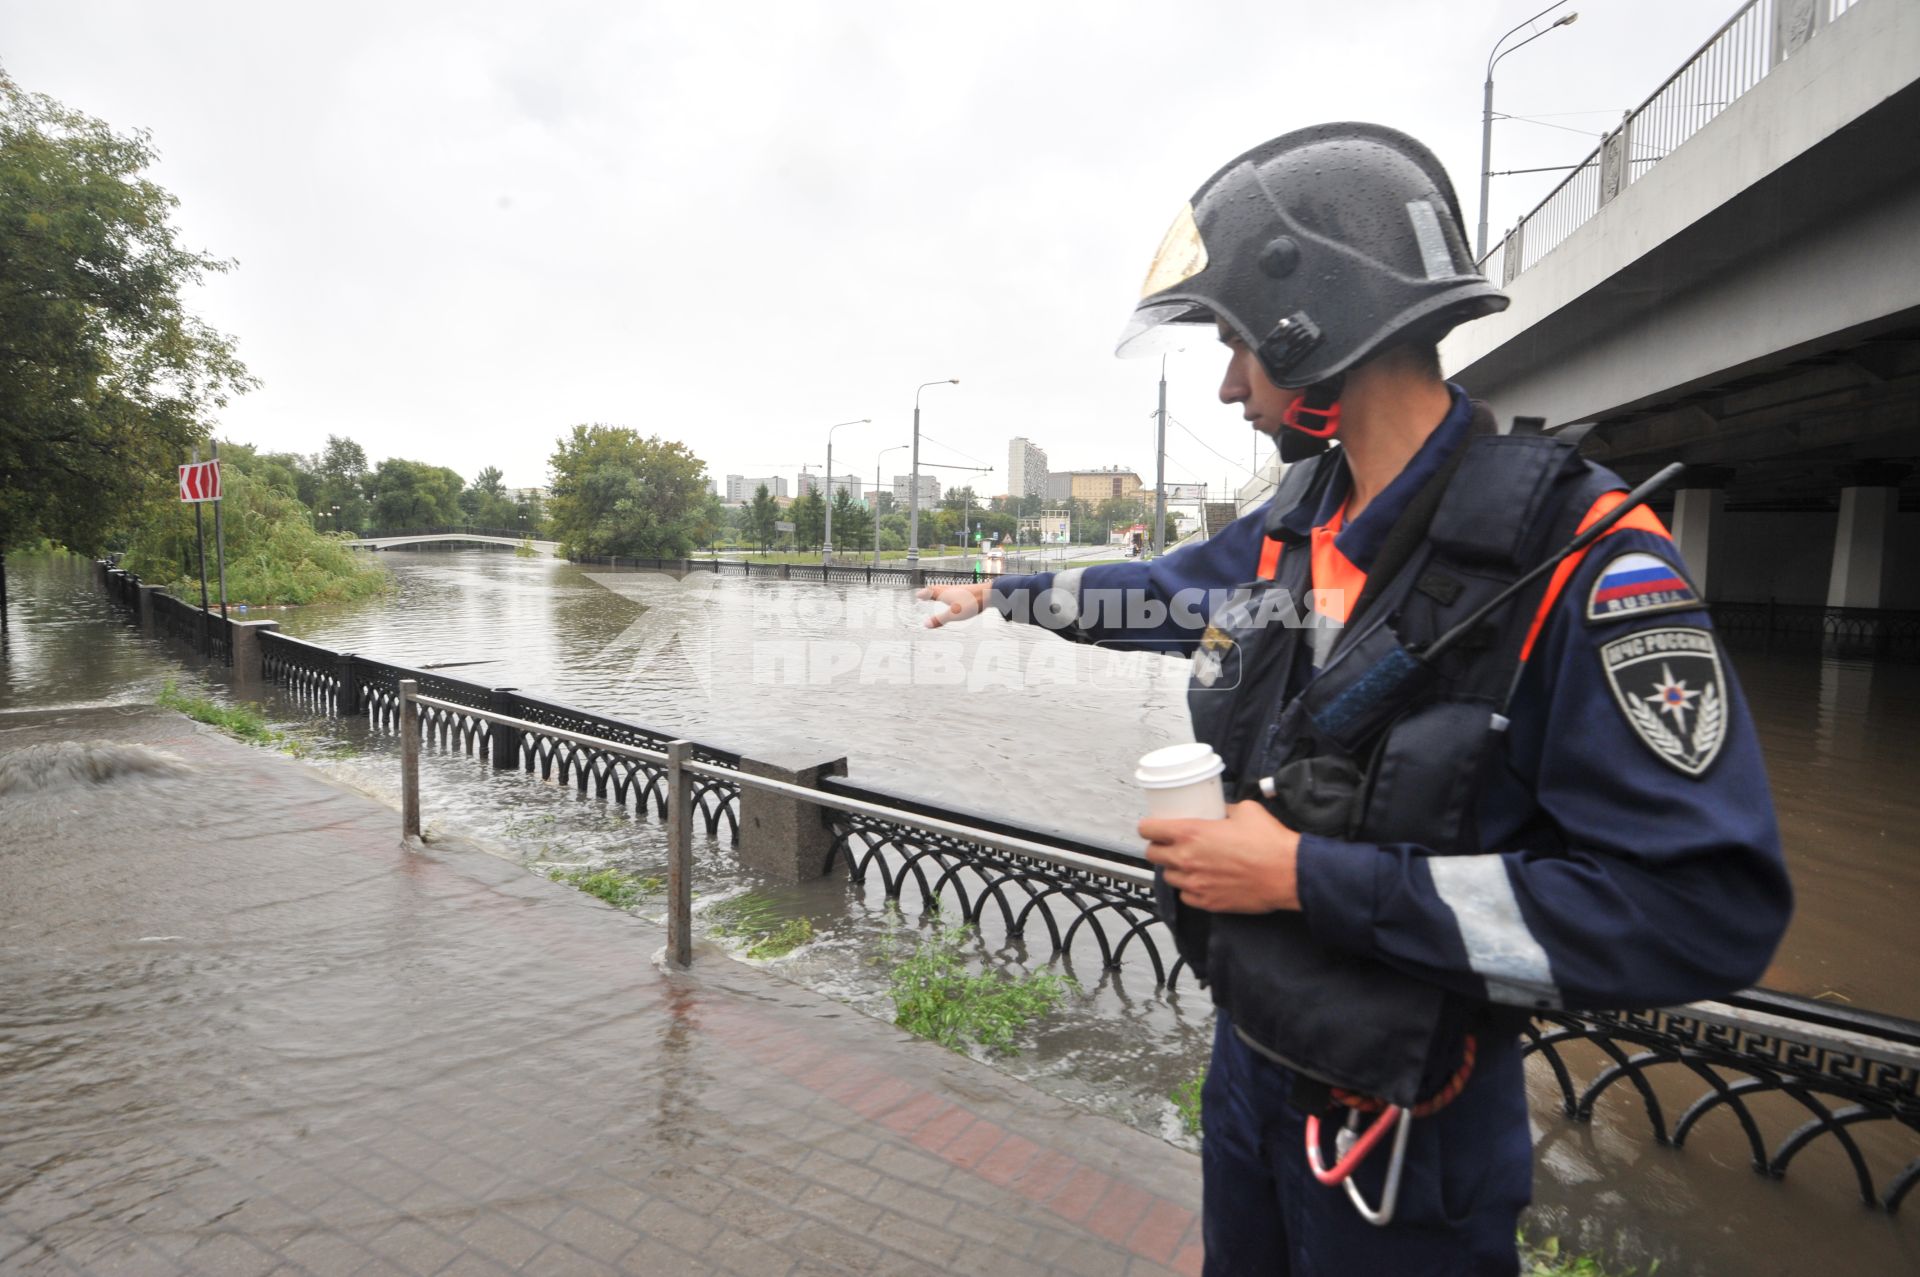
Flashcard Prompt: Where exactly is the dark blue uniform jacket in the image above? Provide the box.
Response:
[992,390,1791,1014]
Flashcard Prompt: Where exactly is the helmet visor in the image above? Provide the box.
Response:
[1115,300,1217,359]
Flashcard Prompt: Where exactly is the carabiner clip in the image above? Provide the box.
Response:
[1305,1105,1414,1228]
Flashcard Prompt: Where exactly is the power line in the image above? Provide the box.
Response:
[1168,416,1261,478]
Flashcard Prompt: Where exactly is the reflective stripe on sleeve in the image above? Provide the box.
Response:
[1427,855,1563,1009]
[1037,567,1086,630]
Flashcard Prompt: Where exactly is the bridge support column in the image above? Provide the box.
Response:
[1670,466,1732,600]
[1825,463,1909,609]
[737,750,848,883]
[228,620,280,687]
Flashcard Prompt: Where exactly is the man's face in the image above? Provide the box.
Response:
[1216,323,1302,437]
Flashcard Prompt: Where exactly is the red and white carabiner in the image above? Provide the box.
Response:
[1305,1104,1414,1227]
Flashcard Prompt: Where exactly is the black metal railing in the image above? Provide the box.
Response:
[823,776,1181,990]
[102,567,231,665]
[566,554,980,585]
[1527,990,1920,1211]
[1712,601,1920,660]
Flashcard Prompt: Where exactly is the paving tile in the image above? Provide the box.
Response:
[452,1213,548,1270]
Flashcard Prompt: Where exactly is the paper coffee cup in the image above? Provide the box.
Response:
[1135,743,1227,820]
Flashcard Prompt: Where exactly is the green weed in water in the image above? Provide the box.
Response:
[745,918,814,960]
[547,866,652,909]
[887,927,1073,1055]
[1171,1071,1205,1138]
[1519,1231,1657,1277]
[156,680,302,753]
[705,892,814,960]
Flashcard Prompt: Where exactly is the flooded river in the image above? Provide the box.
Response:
[4,549,1916,1274]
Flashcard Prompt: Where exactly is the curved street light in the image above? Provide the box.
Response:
[821,417,871,564]
[875,443,910,564]
[907,379,960,569]
[1478,2,1580,260]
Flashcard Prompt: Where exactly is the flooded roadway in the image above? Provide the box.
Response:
[3,549,1917,1274]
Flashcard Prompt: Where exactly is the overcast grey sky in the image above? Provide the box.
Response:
[4,0,1736,497]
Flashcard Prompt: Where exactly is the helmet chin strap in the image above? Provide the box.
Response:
[1280,374,1344,439]
[1276,374,1343,461]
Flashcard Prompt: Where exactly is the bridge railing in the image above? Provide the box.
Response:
[1479,0,1865,286]
[356,525,543,541]
[96,565,1920,1216]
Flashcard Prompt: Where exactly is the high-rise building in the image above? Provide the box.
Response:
[725,474,789,504]
[892,473,942,503]
[1007,437,1049,500]
[826,474,863,501]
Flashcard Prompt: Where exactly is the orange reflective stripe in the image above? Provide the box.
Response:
[1257,536,1285,581]
[1519,491,1673,662]
[1310,505,1367,624]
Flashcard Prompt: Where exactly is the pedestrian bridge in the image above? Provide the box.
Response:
[345,528,563,558]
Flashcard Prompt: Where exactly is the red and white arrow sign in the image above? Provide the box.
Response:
[178,460,223,503]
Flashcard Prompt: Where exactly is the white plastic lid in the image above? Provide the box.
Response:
[1134,742,1225,789]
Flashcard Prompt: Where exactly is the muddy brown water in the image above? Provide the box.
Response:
[3,549,1915,1274]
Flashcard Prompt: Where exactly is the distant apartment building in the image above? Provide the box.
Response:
[804,472,864,501]
[505,486,550,506]
[891,473,942,504]
[795,470,820,500]
[1048,467,1144,503]
[1018,508,1074,544]
[1007,437,1048,500]
[724,474,789,504]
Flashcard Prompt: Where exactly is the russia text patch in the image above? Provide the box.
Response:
[1598,626,1727,776]
[1587,550,1698,623]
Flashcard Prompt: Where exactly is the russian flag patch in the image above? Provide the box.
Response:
[1587,551,1699,623]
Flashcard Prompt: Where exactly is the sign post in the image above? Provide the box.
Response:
[179,453,224,658]
[210,441,229,624]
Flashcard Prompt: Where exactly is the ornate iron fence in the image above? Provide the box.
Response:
[102,568,229,664]
[1712,601,1920,660]
[822,776,1183,990]
[1527,990,1920,1211]
[567,554,979,585]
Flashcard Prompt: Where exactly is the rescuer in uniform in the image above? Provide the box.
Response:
[919,122,1792,1274]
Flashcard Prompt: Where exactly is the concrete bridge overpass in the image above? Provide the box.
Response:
[345,528,563,558]
[1441,0,1920,615]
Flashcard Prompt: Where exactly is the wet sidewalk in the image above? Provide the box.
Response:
[0,705,1203,1277]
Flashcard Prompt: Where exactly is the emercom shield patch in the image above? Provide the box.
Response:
[1598,626,1728,777]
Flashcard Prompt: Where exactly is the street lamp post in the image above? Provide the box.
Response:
[907,378,959,570]
[875,445,909,564]
[1479,3,1580,260]
[821,417,870,565]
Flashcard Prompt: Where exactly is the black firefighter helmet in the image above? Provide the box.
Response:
[1117,122,1506,448]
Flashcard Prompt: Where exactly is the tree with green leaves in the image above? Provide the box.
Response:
[793,489,826,549]
[313,435,371,533]
[367,458,465,530]
[118,442,387,605]
[546,424,711,558]
[458,465,522,529]
[748,485,779,553]
[0,72,253,597]
[831,488,871,552]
